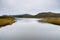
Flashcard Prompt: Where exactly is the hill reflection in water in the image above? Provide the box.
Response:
[0,18,60,40]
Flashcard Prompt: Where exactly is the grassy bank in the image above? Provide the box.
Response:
[0,16,15,27]
[42,17,60,25]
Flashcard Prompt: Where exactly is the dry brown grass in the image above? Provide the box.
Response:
[0,16,15,27]
[42,17,60,25]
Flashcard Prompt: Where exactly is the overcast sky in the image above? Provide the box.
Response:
[0,0,60,15]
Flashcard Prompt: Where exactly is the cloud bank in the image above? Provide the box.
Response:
[0,0,60,15]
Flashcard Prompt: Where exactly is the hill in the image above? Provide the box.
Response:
[3,12,60,18]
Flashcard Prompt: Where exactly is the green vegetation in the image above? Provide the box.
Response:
[0,16,15,27]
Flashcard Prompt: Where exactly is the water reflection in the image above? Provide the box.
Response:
[0,18,60,40]
[37,20,46,23]
[37,19,60,26]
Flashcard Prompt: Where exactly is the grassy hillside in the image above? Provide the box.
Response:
[8,12,60,18]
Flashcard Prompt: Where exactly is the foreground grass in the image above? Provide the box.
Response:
[0,16,15,27]
[42,17,60,25]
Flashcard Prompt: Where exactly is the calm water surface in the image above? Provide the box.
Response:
[0,18,60,40]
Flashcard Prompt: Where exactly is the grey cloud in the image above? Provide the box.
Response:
[0,0,60,15]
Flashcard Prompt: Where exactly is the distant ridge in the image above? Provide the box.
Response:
[2,12,60,18]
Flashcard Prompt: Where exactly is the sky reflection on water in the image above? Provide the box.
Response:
[0,18,60,40]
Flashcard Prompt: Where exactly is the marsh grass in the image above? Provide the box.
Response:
[0,16,15,27]
[42,17,60,25]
